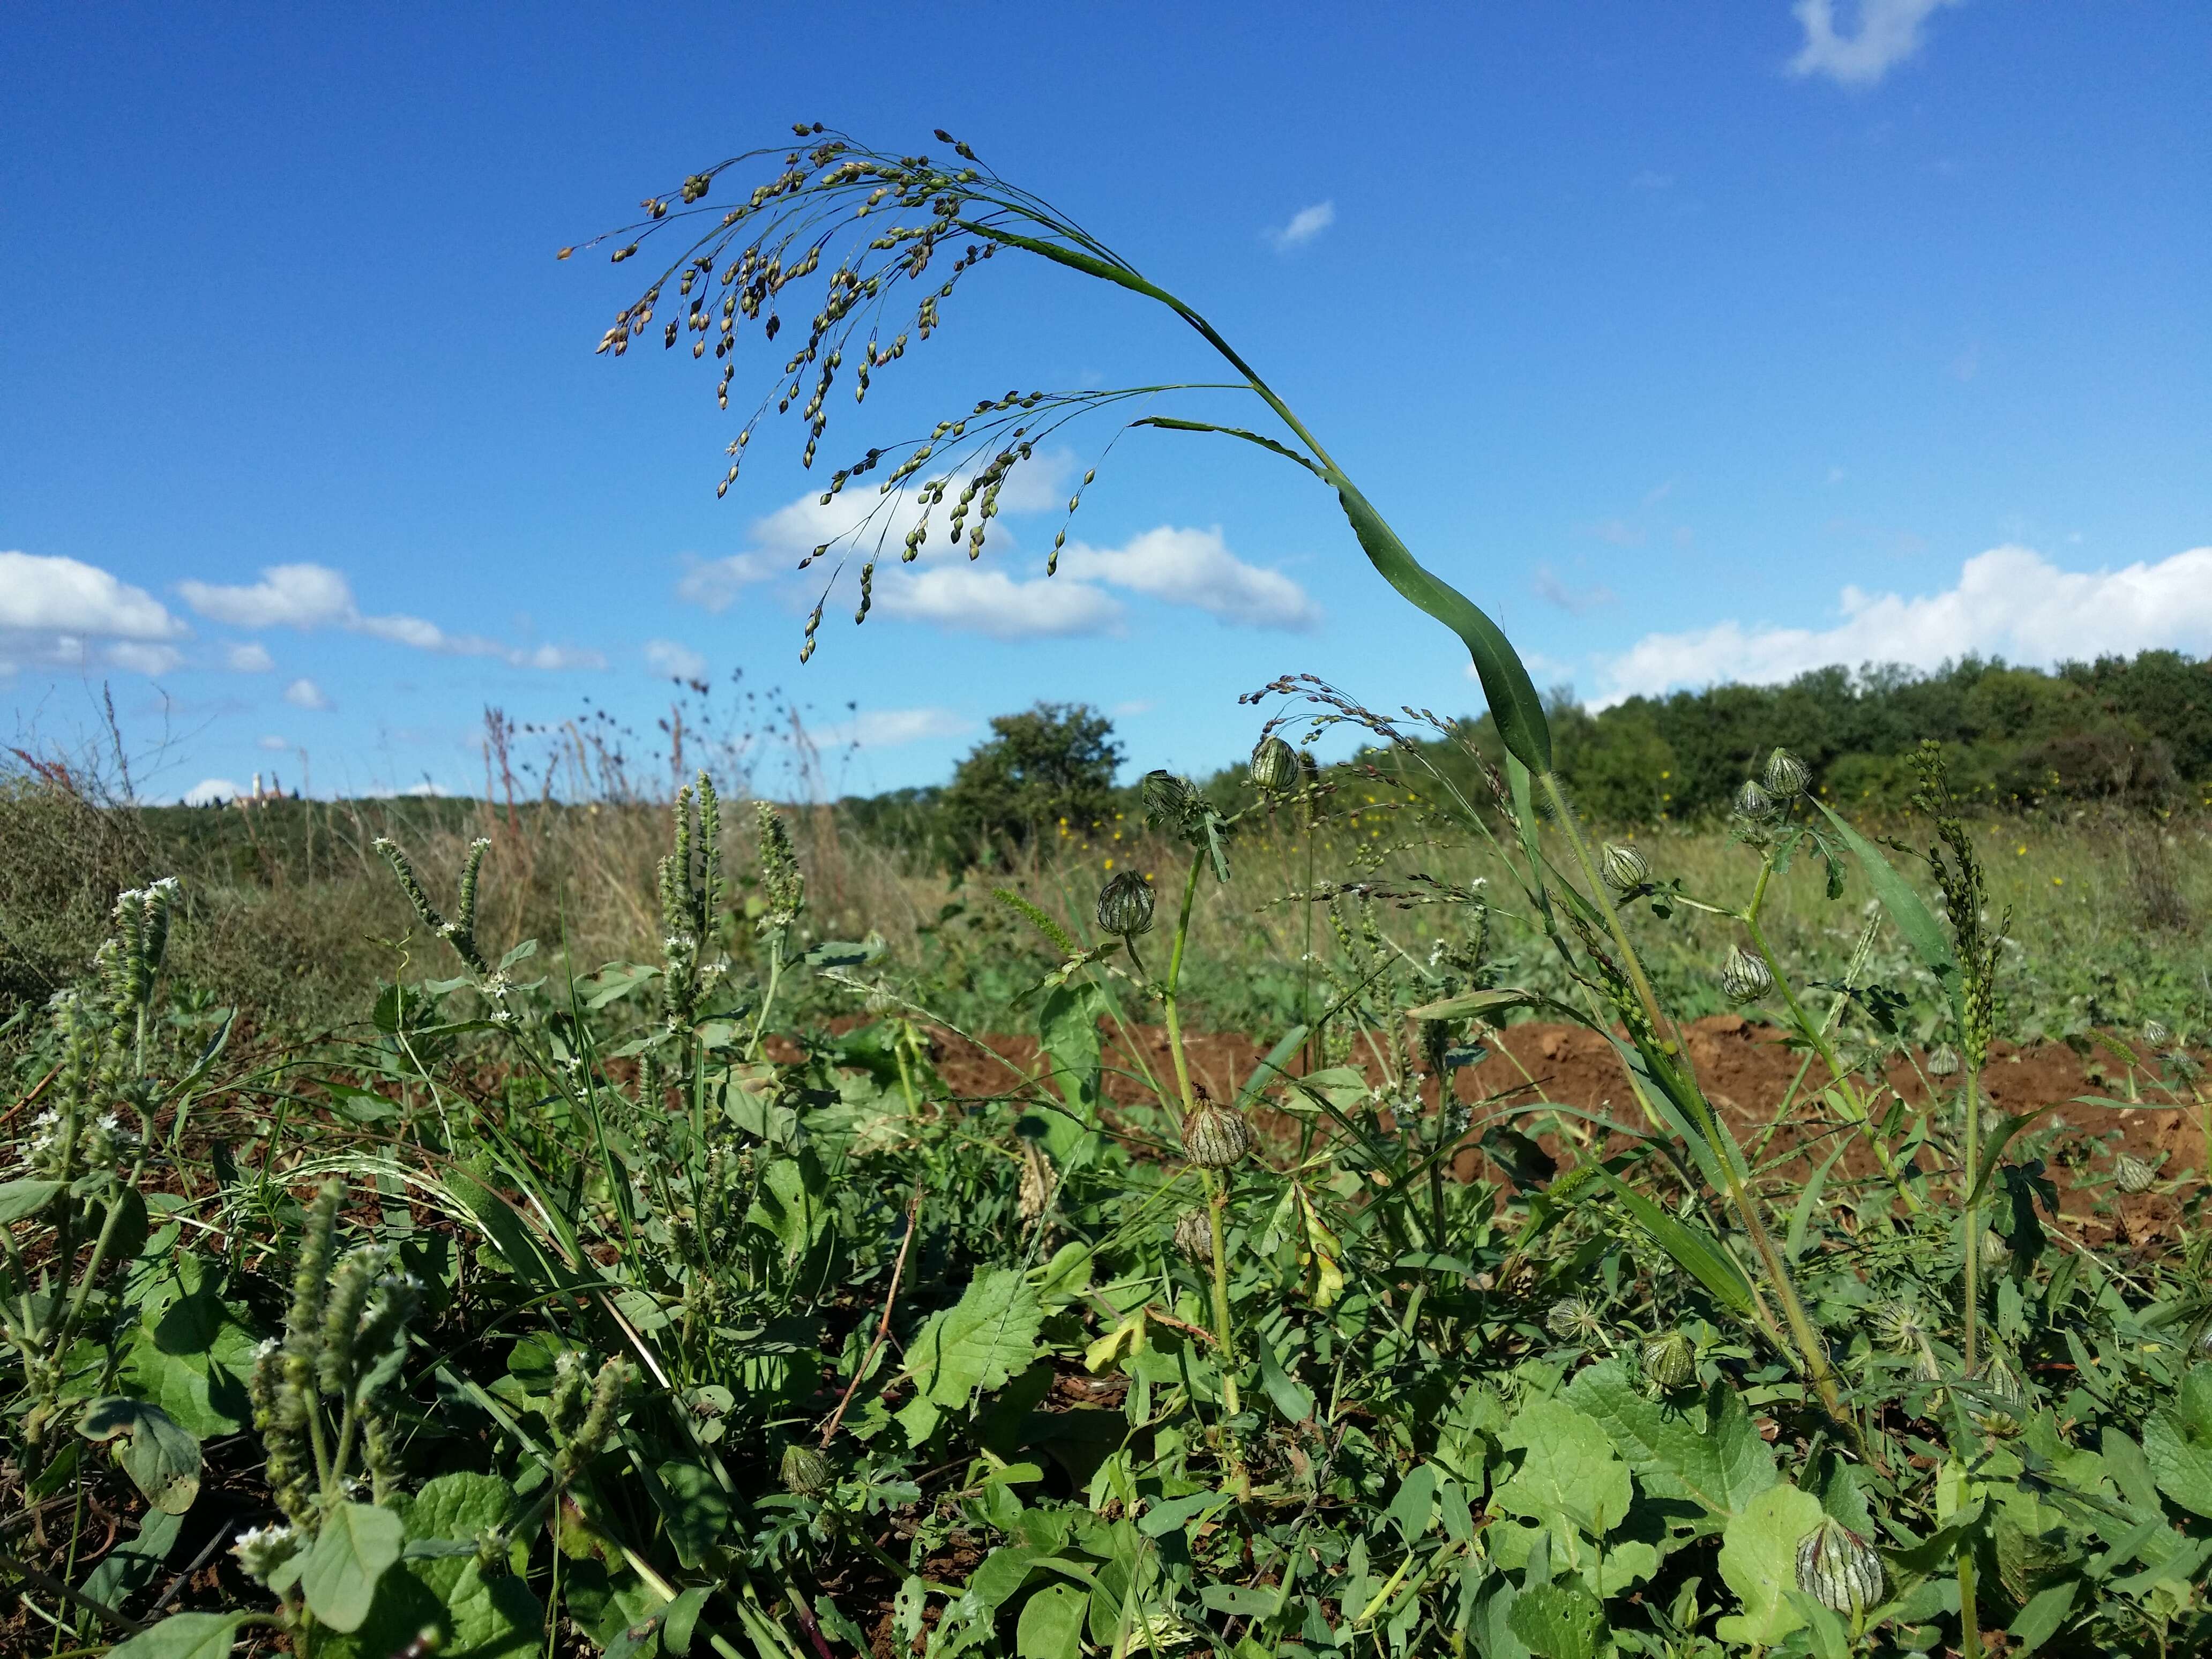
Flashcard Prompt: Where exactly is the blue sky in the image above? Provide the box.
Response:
[4,2,2207,803]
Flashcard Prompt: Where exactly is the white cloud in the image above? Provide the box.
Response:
[178,563,353,629]
[283,677,332,711]
[872,566,1126,640]
[402,781,450,797]
[674,553,776,612]
[1269,201,1336,252]
[257,734,290,751]
[1059,526,1321,631]
[0,550,190,677]
[181,778,242,806]
[820,707,973,748]
[178,561,602,669]
[1593,544,2212,707]
[644,639,708,679]
[226,642,276,672]
[1788,0,1959,87]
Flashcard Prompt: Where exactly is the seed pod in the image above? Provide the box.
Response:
[1600,842,1651,892]
[1871,1301,1929,1356]
[1180,1100,1256,1169]
[1733,779,1776,821]
[1763,747,1812,797]
[2114,1153,2156,1194]
[1926,1043,1961,1078]
[1171,1208,1214,1265]
[1795,1516,1885,1615]
[1720,944,1773,1003]
[1969,1353,2027,1437]
[1642,1329,1697,1392]
[1096,870,1156,938]
[1248,735,1300,794]
[1546,1297,1602,1344]
[780,1442,831,1497]
[2143,1019,2170,1048]
[1141,768,1198,832]
[1979,1229,2013,1272]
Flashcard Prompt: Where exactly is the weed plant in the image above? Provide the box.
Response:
[1,131,2209,1659]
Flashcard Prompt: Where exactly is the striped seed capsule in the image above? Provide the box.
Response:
[1096,870,1155,938]
[1720,944,1773,1004]
[1795,1516,1885,1615]
[1642,1329,1697,1392]
[1248,735,1301,794]
[2114,1153,2156,1194]
[1600,842,1651,893]
[1763,747,1812,797]
[1172,1209,1214,1265]
[1181,1101,1256,1169]
[780,1442,831,1497]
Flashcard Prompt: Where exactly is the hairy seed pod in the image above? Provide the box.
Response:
[1926,1043,1961,1078]
[1600,842,1651,892]
[1720,944,1773,1003]
[1969,1353,2027,1437]
[1642,1329,1697,1392]
[1180,1100,1256,1169]
[1248,735,1300,794]
[1979,1229,2013,1272]
[2114,1153,2156,1194]
[1141,768,1198,832]
[1546,1297,1602,1344]
[1732,779,1776,820]
[1795,1516,1885,1615]
[1763,747,1812,796]
[1096,870,1156,938]
[780,1442,831,1497]
[1871,1301,1930,1355]
[1172,1208,1214,1265]
[2142,1019,2170,1048]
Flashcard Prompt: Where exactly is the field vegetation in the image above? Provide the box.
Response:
[4,128,2211,1659]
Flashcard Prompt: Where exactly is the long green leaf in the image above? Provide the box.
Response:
[1332,476,1552,772]
[1814,804,1963,1031]
[1598,1175,1756,1319]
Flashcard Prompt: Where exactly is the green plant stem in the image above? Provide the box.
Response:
[1957,1549,1984,1659]
[1201,1168,1240,1417]
[51,1164,143,1356]
[1538,771,1677,1055]
[1160,847,1206,1117]
[1960,1063,1982,1377]
[1739,877,1920,1212]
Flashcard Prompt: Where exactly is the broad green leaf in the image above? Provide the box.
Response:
[106,1613,244,1659]
[1331,474,1551,772]
[655,1460,732,1567]
[0,1177,63,1224]
[1715,1483,1823,1647]
[78,1396,202,1514]
[1496,1398,1633,1541]
[1037,982,1106,1121]
[81,1507,184,1624]
[1563,1361,1775,1518]
[2143,1364,2212,1519]
[1385,1464,1438,1542]
[1814,803,1964,1032]
[905,1267,1044,1413]
[300,1500,405,1633]
[1016,1582,1088,1659]
[1506,1581,1606,1659]
[1252,1328,1316,1424]
[2008,1580,2079,1653]
[663,1586,713,1657]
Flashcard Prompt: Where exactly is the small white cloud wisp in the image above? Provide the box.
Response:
[1269,201,1336,252]
[178,562,603,669]
[1591,544,2212,707]
[1788,0,1960,88]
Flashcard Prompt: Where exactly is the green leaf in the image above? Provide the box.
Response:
[1814,803,1964,1032]
[300,1501,405,1633]
[1331,474,1551,772]
[1037,982,1106,1121]
[655,1460,732,1568]
[1252,1328,1316,1423]
[662,1586,713,1658]
[1506,1581,1606,1659]
[1496,1398,1634,1540]
[77,1396,202,1514]
[80,1507,185,1624]
[1016,1582,1088,1659]
[1715,1482,1823,1647]
[0,1177,63,1224]
[106,1613,245,1659]
[2007,1581,2079,1653]
[1563,1361,1775,1519]
[1385,1464,1438,1542]
[904,1267,1044,1414]
[1597,1175,1755,1320]
[2143,1364,2212,1519]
